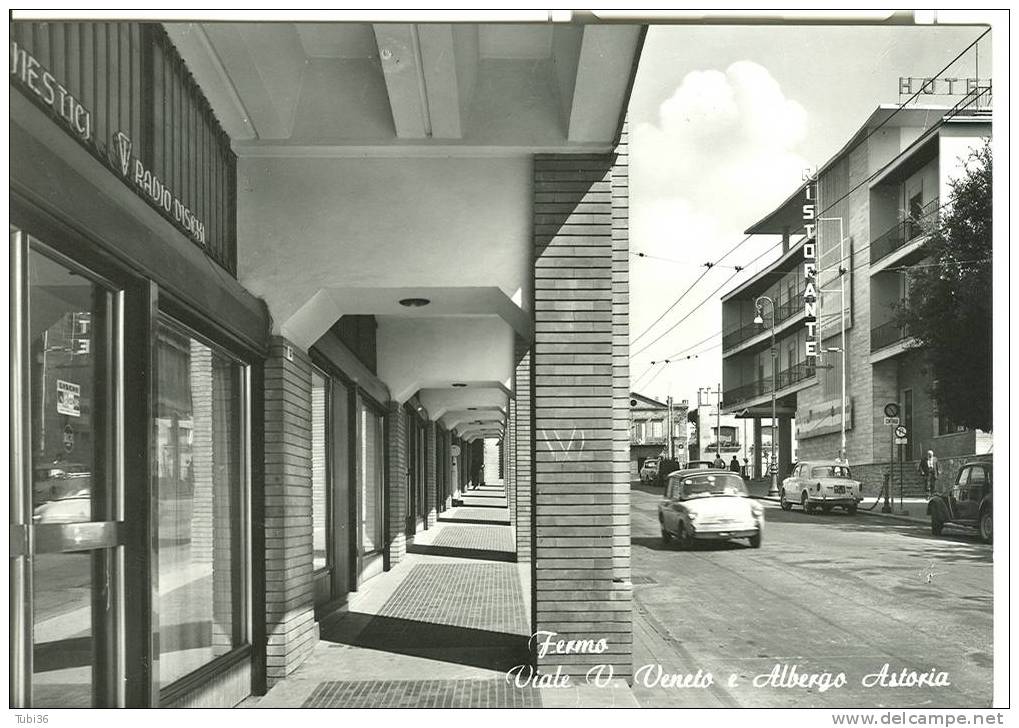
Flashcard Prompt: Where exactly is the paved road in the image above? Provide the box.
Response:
[629,483,993,708]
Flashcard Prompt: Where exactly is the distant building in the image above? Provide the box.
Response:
[721,100,991,490]
[629,392,689,477]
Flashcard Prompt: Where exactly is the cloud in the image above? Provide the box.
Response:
[629,61,809,381]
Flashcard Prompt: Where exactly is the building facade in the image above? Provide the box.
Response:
[629,392,688,476]
[721,101,991,490]
[10,20,646,707]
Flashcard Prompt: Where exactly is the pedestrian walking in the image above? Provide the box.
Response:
[918,449,940,497]
[729,455,741,474]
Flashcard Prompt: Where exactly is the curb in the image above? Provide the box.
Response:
[752,494,929,525]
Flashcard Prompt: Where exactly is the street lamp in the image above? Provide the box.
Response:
[754,295,779,497]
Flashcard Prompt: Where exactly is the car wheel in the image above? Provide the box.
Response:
[930,519,944,536]
[660,523,672,545]
[821,504,833,515]
[779,490,792,511]
[676,522,693,550]
[846,503,858,516]
[979,511,992,544]
[749,530,762,548]
[801,492,813,513]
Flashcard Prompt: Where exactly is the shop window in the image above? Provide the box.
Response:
[311,369,329,572]
[154,319,247,687]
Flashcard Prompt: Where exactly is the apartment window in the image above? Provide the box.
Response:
[651,420,663,439]
[311,369,329,572]
[154,319,247,687]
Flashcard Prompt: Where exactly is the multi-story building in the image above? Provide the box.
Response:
[721,100,991,487]
[629,392,688,476]
[686,407,771,475]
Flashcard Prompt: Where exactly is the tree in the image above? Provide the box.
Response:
[896,140,992,431]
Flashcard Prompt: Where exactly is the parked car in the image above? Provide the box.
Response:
[659,469,763,548]
[639,458,660,484]
[927,461,992,543]
[685,460,716,470]
[32,460,91,508]
[780,461,861,514]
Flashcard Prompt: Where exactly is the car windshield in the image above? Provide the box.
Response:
[811,465,852,479]
[679,473,748,499]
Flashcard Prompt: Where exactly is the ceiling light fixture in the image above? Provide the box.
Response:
[452,383,467,388]
[399,297,431,307]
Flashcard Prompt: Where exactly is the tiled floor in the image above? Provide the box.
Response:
[248,482,535,708]
[302,679,542,709]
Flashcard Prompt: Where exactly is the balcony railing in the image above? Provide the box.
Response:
[870,198,939,265]
[870,320,910,351]
[722,361,814,409]
[722,298,803,350]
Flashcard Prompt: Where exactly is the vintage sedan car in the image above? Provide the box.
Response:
[659,469,763,548]
[639,458,660,484]
[927,461,992,543]
[780,461,861,514]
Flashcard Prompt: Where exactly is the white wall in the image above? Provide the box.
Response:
[237,155,534,330]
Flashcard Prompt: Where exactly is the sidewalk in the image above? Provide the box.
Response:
[245,482,637,708]
[744,478,930,525]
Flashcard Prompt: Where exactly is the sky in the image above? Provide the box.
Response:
[626,23,992,411]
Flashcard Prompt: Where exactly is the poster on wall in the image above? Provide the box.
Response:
[56,379,80,417]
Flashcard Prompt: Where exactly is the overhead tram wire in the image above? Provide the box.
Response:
[810,31,989,223]
[630,234,753,347]
[629,238,785,361]
[625,33,990,365]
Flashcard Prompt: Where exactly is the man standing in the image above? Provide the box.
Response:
[712,452,725,468]
[918,449,940,496]
[729,455,741,474]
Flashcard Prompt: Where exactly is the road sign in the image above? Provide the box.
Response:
[895,425,908,438]
[884,402,900,418]
[895,437,908,445]
[883,416,900,426]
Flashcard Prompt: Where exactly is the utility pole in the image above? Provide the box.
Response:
[699,385,724,462]
[666,395,674,460]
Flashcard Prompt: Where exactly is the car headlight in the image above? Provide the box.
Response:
[687,512,698,522]
[751,504,763,517]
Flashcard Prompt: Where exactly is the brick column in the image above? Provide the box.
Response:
[425,421,437,527]
[386,402,408,565]
[506,394,517,524]
[611,127,632,593]
[514,341,533,562]
[532,147,632,680]
[263,337,316,686]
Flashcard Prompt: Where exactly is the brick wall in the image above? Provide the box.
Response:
[263,337,317,686]
[386,401,408,565]
[425,421,437,528]
[514,340,533,561]
[506,393,517,523]
[531,147,632,680]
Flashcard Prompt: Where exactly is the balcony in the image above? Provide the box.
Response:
[722,361,814,409]
[870,320,909,351]
[870,198,939,266]
[722,298,802,351]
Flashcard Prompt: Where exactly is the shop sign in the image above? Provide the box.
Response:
[898,76,991,96]
[10,40,92,141]
[801,169,818,361]
[57,380,80,417]
[113,131,207,246]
